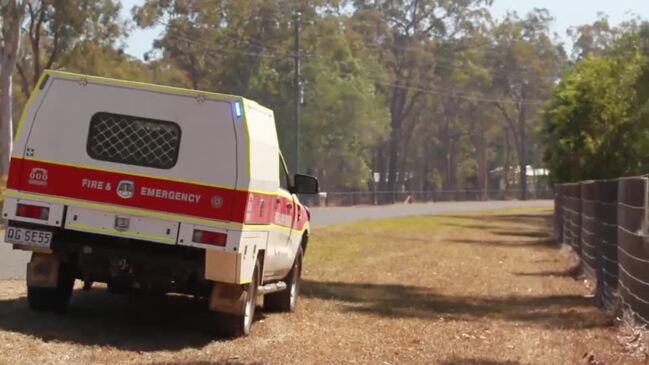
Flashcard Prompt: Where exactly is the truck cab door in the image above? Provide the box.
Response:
[278,155,297,272]
[264,154,296,280]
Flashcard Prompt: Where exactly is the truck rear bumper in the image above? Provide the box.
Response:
[4,193,266,286]
[10,223,209,295]
[3,193,238,249]
[65,205,179,244]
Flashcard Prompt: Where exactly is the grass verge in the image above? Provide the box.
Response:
[0,207,640,364]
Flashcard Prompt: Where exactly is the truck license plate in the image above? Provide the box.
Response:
[5,227,52,248]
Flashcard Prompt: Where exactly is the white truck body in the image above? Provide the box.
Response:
[3,71,316,335]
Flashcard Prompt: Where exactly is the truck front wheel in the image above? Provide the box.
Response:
[265,245,303,312]
[27,262,75,312]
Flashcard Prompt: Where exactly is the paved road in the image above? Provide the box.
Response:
[0,243,29,279]
[0,200,552,279]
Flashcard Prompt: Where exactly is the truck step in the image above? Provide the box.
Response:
[258,281,287,295]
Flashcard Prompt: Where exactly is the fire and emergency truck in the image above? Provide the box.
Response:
[3,70,319,337]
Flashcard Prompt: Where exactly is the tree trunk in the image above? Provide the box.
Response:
[503,128,511,198]
[476,128,489,201]
[386,117,401,203]
[481,146,489,200]
[377,143,388,191]
[518,92,528,201]
[0,68,15,175]
[0,1,24,176]
[441,122,452,191]
[468,108,489,200]
[422,142,431,192]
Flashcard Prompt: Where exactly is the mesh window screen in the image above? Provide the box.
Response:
[87,112,181,169]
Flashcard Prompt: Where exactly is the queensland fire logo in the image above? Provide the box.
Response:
[117,180,135,199]
[28,168,48,186]
[211,195,223,208]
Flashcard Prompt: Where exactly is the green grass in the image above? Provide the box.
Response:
[306,206,552,266]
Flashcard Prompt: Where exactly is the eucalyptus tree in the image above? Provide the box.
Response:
[348,0,492,199]
[135,0,389,190]
[0,0,27,174]
[15,0,124,100]
[568,14,618,60]
[488,9,563,199]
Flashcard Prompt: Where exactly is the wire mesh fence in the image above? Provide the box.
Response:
[581,181,597,281]
[555,177,649,322]
[596,179,618,307]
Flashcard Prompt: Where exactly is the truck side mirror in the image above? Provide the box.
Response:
[292,174,319,194]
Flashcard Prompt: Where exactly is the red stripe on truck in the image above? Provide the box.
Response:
[7,157,23,190]
[8,158,308,231]
[11,158,247,223]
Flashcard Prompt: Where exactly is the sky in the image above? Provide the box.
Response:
[120,0,649,60]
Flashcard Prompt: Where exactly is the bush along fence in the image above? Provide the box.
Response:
[555,177,649,320]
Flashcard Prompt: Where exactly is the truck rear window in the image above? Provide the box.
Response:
[87,112,181,169]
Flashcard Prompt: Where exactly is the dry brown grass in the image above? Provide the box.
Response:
[0,207,640,364]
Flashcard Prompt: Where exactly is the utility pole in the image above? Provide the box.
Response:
[294,10,301,174]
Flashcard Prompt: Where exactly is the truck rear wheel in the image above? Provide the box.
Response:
[216,260,260,337]
[27,262,75,312]
[265,246,303,312]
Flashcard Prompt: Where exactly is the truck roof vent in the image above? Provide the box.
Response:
[87,112,181,170]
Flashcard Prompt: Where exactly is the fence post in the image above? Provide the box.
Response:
[618,176,649,323]
[580,181,597,281]
[562,184,572,247]
[567,183,583,256]
[594,179,619,308]
[554,184,564,242]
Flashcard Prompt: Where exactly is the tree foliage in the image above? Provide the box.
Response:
[9,0,637,195]
[16,0,125,99]
[543,28,649,182]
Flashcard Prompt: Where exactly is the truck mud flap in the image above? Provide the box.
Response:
[27,253,60,288]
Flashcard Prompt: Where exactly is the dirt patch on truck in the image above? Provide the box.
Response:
[0,207,641,364]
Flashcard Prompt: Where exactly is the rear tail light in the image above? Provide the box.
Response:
[192,229,227,246]
[16,204,49,220]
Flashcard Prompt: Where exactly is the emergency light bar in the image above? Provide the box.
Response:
[233,101,243,118]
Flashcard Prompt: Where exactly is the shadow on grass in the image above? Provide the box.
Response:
[513,267,580,278]
[448,238,556,248]
[302,280,605,330]
[0,288,238,351]
[442,213,553,230]
[438,358,522,365]
[491,230,551,239]
[440,213,555,243]
[150,362,252,365]
[443,223,501,231]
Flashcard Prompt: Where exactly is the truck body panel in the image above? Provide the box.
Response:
[4,71,310,289]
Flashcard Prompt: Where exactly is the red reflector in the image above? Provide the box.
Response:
[16,204,49,220]
[192,229,227,246]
